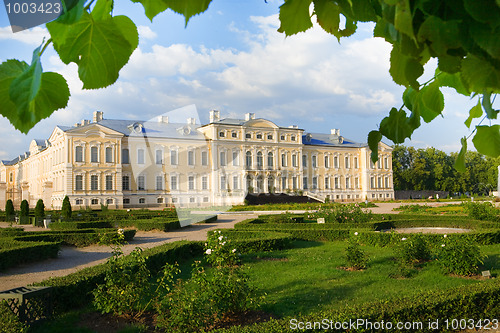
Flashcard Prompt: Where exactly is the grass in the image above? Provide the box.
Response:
[242,240,498,318]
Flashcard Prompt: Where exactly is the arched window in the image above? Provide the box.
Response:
[246,151,252,168]
[268,152,274,167]
[257,151,263,169]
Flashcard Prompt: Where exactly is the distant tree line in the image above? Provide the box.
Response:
[392,145,499,195]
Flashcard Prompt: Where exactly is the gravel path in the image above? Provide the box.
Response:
[0,214,256,291]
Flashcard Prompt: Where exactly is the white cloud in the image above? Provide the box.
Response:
[0,26,49,45]
[137,25,157,40]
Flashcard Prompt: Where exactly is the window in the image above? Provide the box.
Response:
[280,135,285,140]
[157,197,164,204]
[233,176,239,190]
[122,149,129,164]
[107,198,113,205]
[203,197,209,203]
[312,177,318,189]
[91,175,98,190]
[335,177,340,189]
[291,136,296,141]
[202,176,208,190]
[267,135,273,140]
[219,131,225,137]
[75,146,83,162]
[354,157,359,169]
[355,177,359,189]
[9,172,13,182]
[281,153,286,167]
[105,175,113,190]
[190,197,195,203]
[156,149,163,165]
[370,177,375,189]
[139,198,146,204]
[91,146,98,163]
[292,154,297,167]
[246,133,251,139]
[334,155,339,168]
[257,152,263,169]
[221,176,226,190]
[292,176,297,189]
[345,156,350,168]
[302,155,307,167]
[267,176,274,192]
[281,176,287,190]
[232,132,237,138]
[188,176,195,190]
[201,151,208,166]
[123,198,130,204]
[232,151,239,166]
[346,177,351,189]
[156,175,163,190]
[325,176,329,189]
[378,177,382,188]
[377,159,382,169]
[91,198,99,205]
[170,175,178,190]
[170,149,178,165]
[138,175,145,190]
[220,151,226,166]
[188,150,195,166]
[75,175,83,191]
[385,177,389,188]
[303,177,308,189]
[268,152,273,167]
[384,157,389,169]
[246,151,252,167]
[324,155,329,168]
[105,147,113,163]
[256,133,262,139]
[122,175,130,190]
[75,199,83,205]
[138,148,145,164]
[312,155,317,168]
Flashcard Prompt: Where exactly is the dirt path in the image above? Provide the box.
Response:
[0,214,256,291]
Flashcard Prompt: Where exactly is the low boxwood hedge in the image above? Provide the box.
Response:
[11,229,136,247]
[0,239,60,271]
[133,219,181,232]
[212,280,500,332]
[218,230,294,253]
[49,221,113,230]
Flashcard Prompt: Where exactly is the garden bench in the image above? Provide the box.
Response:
[0,286,52,324]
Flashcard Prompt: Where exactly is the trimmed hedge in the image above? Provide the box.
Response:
[133,219,181,232]
[49,221,113,230]
[0,239,60,271]
[218,230,294,253]
[11,229,136,247]
[212,280,500,332]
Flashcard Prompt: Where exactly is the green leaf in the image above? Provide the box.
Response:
[464,99,483,128]
[472,125,500,157]
[368,130,382,162]
[162,0,212,26]
[278,0,313,36]
[470,22,500,60]
[394,0,415,41]
[417,16,461,56]
[337,0,377,22]
[313,0,341,40]
[57,0,85,24]
[436,70,470,96]
[420,82,444,123]
[461,55,500,92]
[437,55,462,74]
[463,0,500,27]
[482,91,499,119]
[0,57,69,134]
[389,47,423,89]
[92,0,114,21]
[402,86,416,110]
[454,137,467,172]
[130,0,169,21]
[379,107,414,143]
[47,10,138,89]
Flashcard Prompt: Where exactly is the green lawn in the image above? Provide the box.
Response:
[242,240,499,318]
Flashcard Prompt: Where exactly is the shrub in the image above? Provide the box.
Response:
[61,196,72,220]
[395,233,432,266]
[20,200,29,217]
[463,202,499,221]
[205,230,238,267]
[5,199,14,221]
[439,235,485,276]
[310,203,372,223]
[34,199,45,219]
[344,232,368,270]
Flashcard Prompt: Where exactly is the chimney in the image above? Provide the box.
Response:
[209,110,220,123]
[157,116,169,123]
[93,111,103,123]
[187,117,196,125]
[245,113,255,121]
[331,129,340,135]
[288,125,298,129]
[74,123,80,127]
[81,119,87,126]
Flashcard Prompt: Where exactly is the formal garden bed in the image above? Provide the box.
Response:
[1,202,499,332]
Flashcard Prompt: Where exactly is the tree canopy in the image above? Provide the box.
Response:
[0,0,499,169]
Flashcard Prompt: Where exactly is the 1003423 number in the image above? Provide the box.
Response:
[5,1,61,14]
[444,319,499,331]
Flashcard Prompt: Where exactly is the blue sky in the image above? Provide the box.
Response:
[0,0,483,160]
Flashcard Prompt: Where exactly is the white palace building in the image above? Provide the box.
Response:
[0,110,394,209]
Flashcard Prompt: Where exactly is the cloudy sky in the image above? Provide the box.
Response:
[0,0,480,161]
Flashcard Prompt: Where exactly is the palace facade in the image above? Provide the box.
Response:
[0,110,394,209]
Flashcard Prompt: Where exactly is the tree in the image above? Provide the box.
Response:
[20,200,29,217]
[5,199,15,221]
[35,199,45,220]
[0,0,499,170]
[61,196,72,220]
